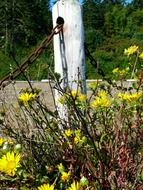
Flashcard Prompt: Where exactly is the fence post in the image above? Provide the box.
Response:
[52,0,86,119]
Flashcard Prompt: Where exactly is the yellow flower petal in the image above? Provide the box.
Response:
[61,171,70,182]
[0,138,5,146]
[64,129,73,137]
[124,45,139,56]
[57,163,65,173]
[139,52,143,59]
[68,181,80,190]
[91,91,111,108]
[19,92,36,106]
[38,183,54,190]
[0,151,21,176]
[118,92,142,102]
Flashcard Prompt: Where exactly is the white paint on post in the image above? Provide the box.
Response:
[52,0,86,119]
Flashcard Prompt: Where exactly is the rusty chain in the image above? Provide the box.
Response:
[0,23,111,90]
[0,24,63,89]
[84,43,105,77]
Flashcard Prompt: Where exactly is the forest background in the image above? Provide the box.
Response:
[0,0,143,80]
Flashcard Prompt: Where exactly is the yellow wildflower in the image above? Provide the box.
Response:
[64,129,73,137]
[57,163,65,173]
[139,52,143,59]
[112,68,128,77]
[71,90,78,99]
[112,68,119,74]
[68,181,80,190]
[70,90,86,102]
[118,92,142,102]
[74,136,86,145]
[0,151,21,176]
[38,183,54,190]
[58,90,77,105]
[91,91,111,108]
[0,138,5,146]
[88,81,99,90]
[77,94,86,102]
[61,171,70,182]
[19,92,36,106]
[74,130,86,145]
[58,90,86,106]
[118,69,128,76]
[124,45,139,56]
[74,136,80,144]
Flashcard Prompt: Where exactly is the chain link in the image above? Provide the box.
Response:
[84,43,105,77]
[0,24,63,89]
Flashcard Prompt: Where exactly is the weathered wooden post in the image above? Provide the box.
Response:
[52,0,86,118]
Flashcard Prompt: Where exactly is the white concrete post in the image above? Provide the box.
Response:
[52,0,86,118]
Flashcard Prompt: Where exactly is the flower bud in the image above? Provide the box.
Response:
[14,144,22,151]
[80,176,89,186]
[2,144,9,151]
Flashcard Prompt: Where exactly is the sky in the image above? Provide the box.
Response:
[126,0,132,3]
[50,0,84,7]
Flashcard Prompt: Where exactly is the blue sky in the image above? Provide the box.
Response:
[126,0,132,3]
[50,0,84,6]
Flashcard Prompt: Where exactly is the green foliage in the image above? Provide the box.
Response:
[0,51,14,76]
[0,0,143,79]
[83,1,143,78]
